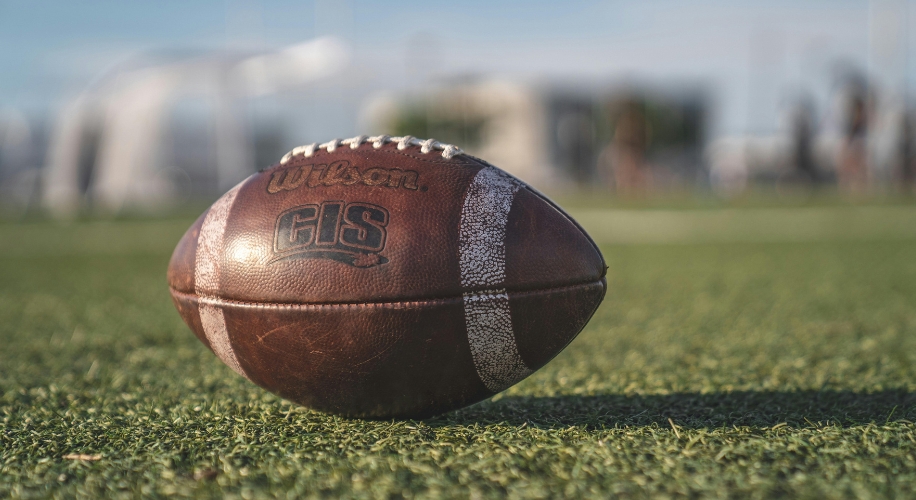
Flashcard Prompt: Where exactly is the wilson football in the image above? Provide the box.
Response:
[168,135,606,419]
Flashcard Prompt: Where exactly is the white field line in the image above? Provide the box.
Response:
[2,206,916,257]
[0,220,189,256]
[568,207,916,244]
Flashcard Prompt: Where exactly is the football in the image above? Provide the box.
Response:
[168,135,607,419]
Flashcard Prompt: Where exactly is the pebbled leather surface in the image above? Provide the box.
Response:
[167,211,205,294]
[504,187,606,291]
[167,141,608,418]
[169,279,606,418]
[168,143,605,303]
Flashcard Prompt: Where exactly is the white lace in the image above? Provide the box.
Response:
[279,135,463,164]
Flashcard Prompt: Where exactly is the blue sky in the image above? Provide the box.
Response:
[0,0,906,136]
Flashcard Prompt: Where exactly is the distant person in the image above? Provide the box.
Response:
[556,109,597,184]
[791,99,819,183]
[837,86,869,195]
[899,112,916,193]
[601,100,652,196]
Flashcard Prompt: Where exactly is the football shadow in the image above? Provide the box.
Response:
[427,390,916,430]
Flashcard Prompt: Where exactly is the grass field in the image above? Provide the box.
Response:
[3,204,916,498]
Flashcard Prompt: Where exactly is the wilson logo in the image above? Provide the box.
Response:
[272,201,389,268]
[267,161,419,194]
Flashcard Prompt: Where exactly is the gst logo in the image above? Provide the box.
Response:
[273,201,389,268]
[267,161,419,194]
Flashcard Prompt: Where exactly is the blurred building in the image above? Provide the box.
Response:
[361,79,708,194]
[5,48,916,215]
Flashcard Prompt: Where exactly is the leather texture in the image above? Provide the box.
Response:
[168,140,607,418]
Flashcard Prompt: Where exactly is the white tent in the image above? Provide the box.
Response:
[43,37,349,215]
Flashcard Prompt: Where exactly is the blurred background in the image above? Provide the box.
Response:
[3,0,916,215]
[8,4,916,496]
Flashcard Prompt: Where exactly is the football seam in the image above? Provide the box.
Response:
[169,277,606,310]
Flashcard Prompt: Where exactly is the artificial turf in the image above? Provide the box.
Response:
[2,206,916,498]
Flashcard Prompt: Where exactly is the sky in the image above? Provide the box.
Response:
[0,0,911,137]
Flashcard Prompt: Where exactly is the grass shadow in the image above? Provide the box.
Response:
[429,390,916,429]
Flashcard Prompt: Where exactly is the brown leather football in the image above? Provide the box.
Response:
[168,135,606,419]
